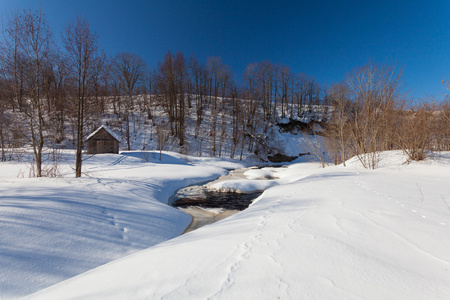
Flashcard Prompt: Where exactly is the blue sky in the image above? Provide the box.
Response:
[1,0,449,100]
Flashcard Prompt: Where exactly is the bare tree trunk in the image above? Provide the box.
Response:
[63,17,103,177]
[75,94,84,177]
[0,109,5,162]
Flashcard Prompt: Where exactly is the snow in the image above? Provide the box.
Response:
[208,178,278,193]
[244,167,281,179]
[270,129,320,158]
[0,151,243,299]
[85,125,121,141]
[277,117,290,124]
[8,150,448,300]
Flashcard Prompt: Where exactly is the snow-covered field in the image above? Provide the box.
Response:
[0,151,242,299]
[1,150,450,299]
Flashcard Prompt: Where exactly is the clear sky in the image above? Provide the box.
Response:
[1,0,449,100]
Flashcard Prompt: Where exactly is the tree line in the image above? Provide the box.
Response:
[1,9,448,177]
[0,9,326,176]
[325,63,450,169]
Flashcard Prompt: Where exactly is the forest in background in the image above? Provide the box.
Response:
[0,9,449,177]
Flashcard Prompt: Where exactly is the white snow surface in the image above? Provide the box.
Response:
[17,150,450,300]
[0,151,242,299]
[85,125,121,141]
[209,178,279,194]
[244,167,280,180]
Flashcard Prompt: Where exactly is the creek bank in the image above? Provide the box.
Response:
[173,190,263,210]
[267,152,310,163]
[170,165,285,233]
[177,207,240,233]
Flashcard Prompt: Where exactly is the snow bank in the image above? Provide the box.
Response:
[243,167,280,180]
[208,179,279,193]
[25,151,450,300]
[0,151,241,299]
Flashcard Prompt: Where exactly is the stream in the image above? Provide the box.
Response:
[169,165,283,233]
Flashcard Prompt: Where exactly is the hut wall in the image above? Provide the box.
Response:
[86,128,119,154]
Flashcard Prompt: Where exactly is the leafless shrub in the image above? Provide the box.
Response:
[156,120,169,160]
[343,63,403,169]
[306,128,327,168]
[324,83,353,166]
[435,100,450,151]
[396,102,434,161]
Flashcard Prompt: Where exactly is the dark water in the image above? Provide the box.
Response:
[173,191,263,210]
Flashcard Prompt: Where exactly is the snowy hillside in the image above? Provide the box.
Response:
[14,150,450,300]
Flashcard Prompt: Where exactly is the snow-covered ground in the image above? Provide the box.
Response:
[0,151,243,299]
[6,150,448,299]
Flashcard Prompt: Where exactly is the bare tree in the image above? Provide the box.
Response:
[1,9,54,176]
[40,53,68,144]
[0,75,11,161]
[188,55,208,138]
[63,16,104,177]
[279,65,292,119]
[142,70,154,120]
[156,120,169,160]
[325,82,352,166]
[217,63,231,157]
[112,52,146,150]
[295,73,308,117]
[174,52,187,147]
[154,51,187,148]
[207,57,222,156]
[256,60,275,123]
[346,63,403,169]
[242,63,260,153]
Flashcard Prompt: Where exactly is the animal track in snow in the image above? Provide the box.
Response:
[352,170,450,230]
[209,190,296,298]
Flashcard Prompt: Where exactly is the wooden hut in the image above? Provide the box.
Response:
[86,125,120,154]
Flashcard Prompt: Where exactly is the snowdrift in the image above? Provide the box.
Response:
[22,151,450,300]
[0,151,243,298]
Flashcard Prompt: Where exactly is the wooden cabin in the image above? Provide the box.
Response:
[86,125,120,154]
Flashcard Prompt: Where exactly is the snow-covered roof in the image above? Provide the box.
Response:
[86,125,121,142]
